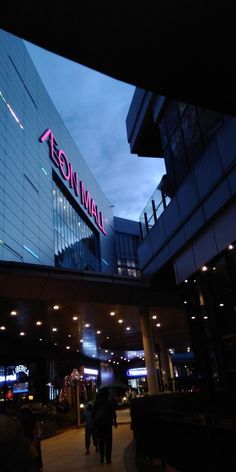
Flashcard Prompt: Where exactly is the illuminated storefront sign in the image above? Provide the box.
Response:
[127,367,147,377]
[0,374,16,383]
[15,364,29,376]
[0,364,29,384]
[84,368,98,376]
[40,129,107,236]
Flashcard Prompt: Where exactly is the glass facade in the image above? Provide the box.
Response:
[182,242,236,393]
[159,101,224,193]
[53,180,101,271]
[115,232,140,277]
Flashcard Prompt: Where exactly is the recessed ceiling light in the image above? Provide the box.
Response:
[20,332,25,336]
[68,334,71,338]
[201,265,208,272]
[184,301,187,304]
[191,316,196,319]
[118,319,123,324]
[80,339,83,343]
[105,349,108,353]
[204,316,208,319]
[152,315,157,319]
[219,303,224,307]
[85,323,90,328]
[126,326,131,331]
[228,244,234,250]
[53,305,60,310]
[97,330,101,334]
[106,336,110,340]
[36,321,42,326]
[0,326,6,330]
[66,346,70,350]
[111,352,114,355]
[39,338,43,342]
[73,316,78,321]
[156,323,161,327]
[54,342,58,346]
[110,312,115,316]
[10,310,17,316]
[52,327,58,332]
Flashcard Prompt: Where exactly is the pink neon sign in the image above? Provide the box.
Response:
[39,129,107,235]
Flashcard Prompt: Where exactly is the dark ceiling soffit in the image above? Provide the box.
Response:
[1,4,236,115]
[0,262,180,307]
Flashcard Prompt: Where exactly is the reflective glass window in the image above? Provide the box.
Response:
[181,105,204,168]
[53,180,100,271]
[197,107,223,148]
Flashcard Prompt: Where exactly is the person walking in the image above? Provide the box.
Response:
[0,413,36,471]
[92,388,117,464]
[84,401,98,455]
[20,406,43,471]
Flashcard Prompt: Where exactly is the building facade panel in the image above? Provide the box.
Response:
[217,115,236,171]
[176,174,199,222]
[202,180,231,221]
[0,29,119,273]
[193,141,223,200]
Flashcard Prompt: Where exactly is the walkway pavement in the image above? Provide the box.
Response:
[41,408,137,472]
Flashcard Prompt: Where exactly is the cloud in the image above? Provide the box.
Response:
[25,40,165,221]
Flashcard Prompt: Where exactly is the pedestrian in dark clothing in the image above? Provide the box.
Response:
[84,402,98,455]
[20,406,43,471]
[92,388,117,464]
[0,413,36,471]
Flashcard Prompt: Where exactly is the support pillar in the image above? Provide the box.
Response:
[140,310,159,395]
[156,331,174,390]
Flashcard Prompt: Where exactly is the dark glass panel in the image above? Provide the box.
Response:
[181,105,204,168]
[159,117,169,150]
[170,125,188,186]
[165,101,179,139]
[197,107,223,148]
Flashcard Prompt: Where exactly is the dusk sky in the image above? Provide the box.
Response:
[25,40,165,221]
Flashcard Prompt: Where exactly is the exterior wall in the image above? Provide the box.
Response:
[137,115,236,282]
[0,30,116,273]
[114,217,140,277]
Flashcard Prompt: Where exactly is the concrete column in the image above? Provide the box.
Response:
[156,331,174,389]
[140,310,159,395]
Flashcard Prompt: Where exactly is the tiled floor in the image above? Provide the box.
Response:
[41,408,137,472]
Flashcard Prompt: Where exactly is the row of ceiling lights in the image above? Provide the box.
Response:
[1,307,161,357]
[0,306,137,357]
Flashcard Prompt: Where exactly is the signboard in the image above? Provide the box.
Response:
[40,129,107,235]
[127,367,147,377]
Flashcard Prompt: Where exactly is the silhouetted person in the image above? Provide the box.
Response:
[20,406,43,471]
[84,402,98,455]
[0,413,35,471]
[93,388,117,464]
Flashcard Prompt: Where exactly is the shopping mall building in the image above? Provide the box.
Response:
[1,27,236,415]
[0,29,146,405]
